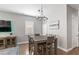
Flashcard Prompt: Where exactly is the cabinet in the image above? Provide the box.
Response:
[0,39,5,49]
[0,36,16,50]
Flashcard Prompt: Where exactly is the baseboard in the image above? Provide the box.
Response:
[67,47,74,52]
[17,41,29,44]
[58,46,74,52]
[58,47,67,52]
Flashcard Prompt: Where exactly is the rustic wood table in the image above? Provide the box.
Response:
[32,36,57,55]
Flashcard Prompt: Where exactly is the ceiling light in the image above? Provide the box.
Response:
[36,4,48,22]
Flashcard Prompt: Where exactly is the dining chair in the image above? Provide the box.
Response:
[46,36,57,55]
[33,36,47,55]
[34,34,40,36]
[46,36,54,55]
[54,38,57,55]
[28,35,34,55]
[37,42,46,55]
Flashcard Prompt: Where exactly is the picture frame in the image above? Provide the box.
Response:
[49,20,60,30]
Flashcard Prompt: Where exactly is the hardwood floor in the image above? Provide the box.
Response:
[18,43,79,55]
[67,48,79,55]
[19,43,29,55]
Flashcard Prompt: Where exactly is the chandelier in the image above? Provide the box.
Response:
[36,4,48,22]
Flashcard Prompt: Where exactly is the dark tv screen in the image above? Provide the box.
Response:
[0,20,11,32]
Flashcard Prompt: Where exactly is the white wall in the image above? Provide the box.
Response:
[42,4,67,50]
[25,21,34,35]
[0,11,42,44]
[67,6,72,49]
[67,5,78,49]
[34,19,42,35]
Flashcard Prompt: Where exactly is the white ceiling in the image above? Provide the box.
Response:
[0,4,42,16]
[0,4,79,16]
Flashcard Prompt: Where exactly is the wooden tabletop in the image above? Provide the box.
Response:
[33,36,47,41]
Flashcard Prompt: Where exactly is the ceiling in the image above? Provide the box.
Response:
[0,4,79,16]
[0,4,41,16]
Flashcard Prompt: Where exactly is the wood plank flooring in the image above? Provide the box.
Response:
[18,43,79,55]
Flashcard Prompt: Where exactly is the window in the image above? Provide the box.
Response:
[25,21,34,35]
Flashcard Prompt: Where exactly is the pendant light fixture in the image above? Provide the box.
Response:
[36,4,48,22]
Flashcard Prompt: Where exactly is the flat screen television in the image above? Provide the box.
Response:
[0,20,11,32]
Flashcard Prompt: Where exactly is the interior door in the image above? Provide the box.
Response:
[72,14,78,48]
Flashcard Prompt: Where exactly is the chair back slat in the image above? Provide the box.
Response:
[46,36,54,44]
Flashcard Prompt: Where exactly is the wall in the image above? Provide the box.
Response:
[43,4,78,51]
[67,5,78,49]
[0,11,42,44]
[34,19,42,35]
[42,4,67,50]
[67,6,72,49]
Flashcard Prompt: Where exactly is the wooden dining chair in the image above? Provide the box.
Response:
[35,34,40,36]
[37,42,46,55]
[46,36,57,55]
[53,38,57,55]
[28,35,34,55]
[46,36,54,55]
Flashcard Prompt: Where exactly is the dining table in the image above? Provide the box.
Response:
[30,35,57,55]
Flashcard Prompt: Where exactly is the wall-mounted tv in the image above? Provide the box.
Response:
[0,20,11,32]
